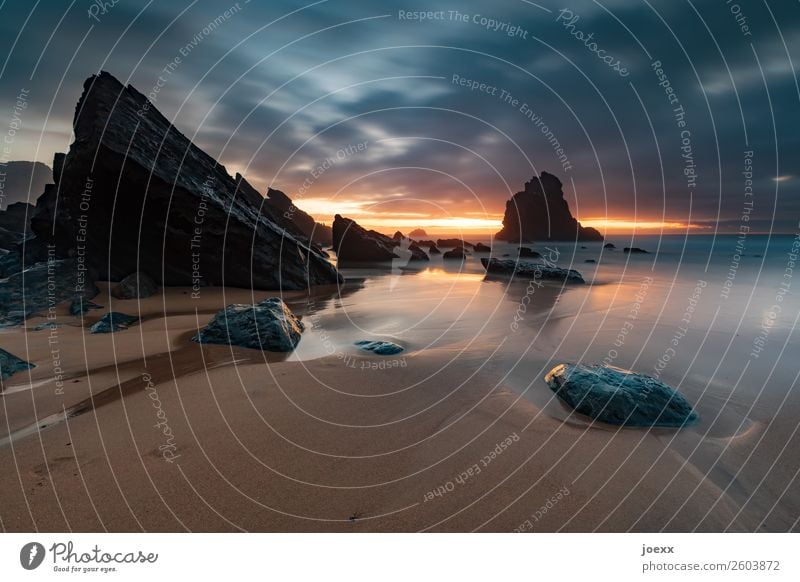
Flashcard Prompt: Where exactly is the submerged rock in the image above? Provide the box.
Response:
[443,247,467,260]
[355,340,404,355]
[518,247,541,258]
[0,347,35,380]
[192,298,303,352]
[584,259,596,263]
[69,297,103,316]
[332,215,399,263]
[111,271,158,299]
[473,242,491,253]
[437,238,474,249]
[624,247,649,254]
[481,258,585,283]
[604,243,616,249]
[545,364,698,428]
[496,172,603,242]
[90,312,139,333]
[29,72,339,290]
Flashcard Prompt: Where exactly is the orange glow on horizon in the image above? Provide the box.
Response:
[579,218,705,234]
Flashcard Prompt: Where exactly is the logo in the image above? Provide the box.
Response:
[20,542,46,570]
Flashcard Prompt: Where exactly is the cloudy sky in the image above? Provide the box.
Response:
[1,0,798,233]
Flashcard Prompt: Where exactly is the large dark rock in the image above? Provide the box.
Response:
[89,312,139,333]
[192,297,303,352]
[111,271,158,299]
[473,242,491,253]
[29,72,340,290]
[332,215,399,263]
[481,258,585,283]
[518,247,541,258]
[0,258,99,328]
[443,247,467,260]
[262,187,333,246]
[0,347,35,381]
[69,297,103,316]
[0,162,51,207]
[496,172,603,242]
[0,202,35,234]
[545,363,699,428]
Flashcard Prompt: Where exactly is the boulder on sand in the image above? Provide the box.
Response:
[545,363,699,428]
[0,347,35,381]
[355,340,404,355]
[111,271,158,299]
[481,258,585,283]
[332,215,399,263]
[192,298,303,352]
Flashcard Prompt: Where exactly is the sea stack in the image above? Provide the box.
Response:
[29,72,340,290]
[332,215,399,263]
[496,172,603,242]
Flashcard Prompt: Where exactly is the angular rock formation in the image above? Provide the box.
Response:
[332,215,399,263]
[192,297,303,352]
[0,347,34,381]
[262,187,333,246]
[29,72,340,290]
[355,340,404,355]
[90,312,139,333]
[496,172,603,242]
[473,242,491,253]
[545,364,698,427]
[481,258,585,283]
[111,271,159,299]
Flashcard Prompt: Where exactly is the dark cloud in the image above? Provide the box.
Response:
[1,0,798,230]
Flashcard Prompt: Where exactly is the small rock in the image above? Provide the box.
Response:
[111,272,158,299]
[518,247,541,258]
[33,322,62,331]
[623,247,649,254]
[604,243,616,249]
[0,347,35,380]
[481,258,585,283]
[443,247,467,260]
[584,259,596,263]
[407,243,429,262]
[545,363,698,428]
[473,242,491,253]
[428,245,441,255]
[69,297,103,316]
[193,298,303,352]
[355,340,404,355]
[90,312,139,334]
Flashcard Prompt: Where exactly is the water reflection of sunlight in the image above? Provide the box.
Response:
[416,267,486,282]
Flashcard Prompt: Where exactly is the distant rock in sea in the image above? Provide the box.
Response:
[111,272,158,299]
[90,312,139,334]
[407,243,429,262]
[0,161,51,207]
[408,228,427,237]
[545,363,699,428]
[437,238,474,249]
[0,347,34,381]
[393,231,405,241]
[481,258,585,283]
[518,247,541,258]
[28,71,339,290]
[192,298,303,352]
[443,247,467,260]
[428,244,441,255]
[473,242,491,253]
[624,247,649,254]
[584,259,596,263]
[355,340,404,355]
[496,172,603,242]
[262,187,333,246]
[604,243,616,249]
[332,215,399,263]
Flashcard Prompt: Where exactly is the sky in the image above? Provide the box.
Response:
[0,0,798,235]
